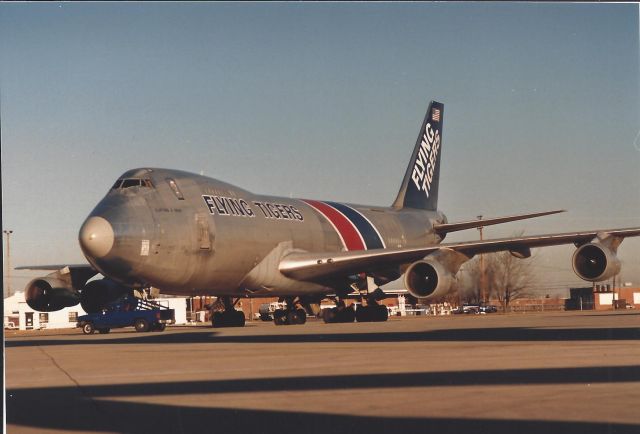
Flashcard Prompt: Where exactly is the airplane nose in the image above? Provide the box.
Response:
[79,216,115,259]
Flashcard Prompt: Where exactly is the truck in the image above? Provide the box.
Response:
[77,295,175,334]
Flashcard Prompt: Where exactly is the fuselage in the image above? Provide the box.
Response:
[79,168,447,297]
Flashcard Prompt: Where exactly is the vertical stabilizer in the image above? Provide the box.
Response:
[392,100,444,210]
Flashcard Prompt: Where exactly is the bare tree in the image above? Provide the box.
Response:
[458,249,536,311]
[485,251,536,312]
[457,260,483,304]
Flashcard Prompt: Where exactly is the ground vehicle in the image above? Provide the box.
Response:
[77,295,175,334]
[452,304,498,314]
[479,305,498,313]
[461,304,480,314]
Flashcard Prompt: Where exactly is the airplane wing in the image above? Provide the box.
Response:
[279,227,640,282]
[15,264,95,271]
[15,264,99,290]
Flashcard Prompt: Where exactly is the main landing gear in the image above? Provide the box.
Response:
[355,285,389,323]
[355,302,388,322]
[322,300,388,323]
[211,296,246,328]
[322,280,389,323]
[322,298,356,323]
[273,297,307,326]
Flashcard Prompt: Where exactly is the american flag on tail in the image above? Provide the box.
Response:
[432,108,441,122]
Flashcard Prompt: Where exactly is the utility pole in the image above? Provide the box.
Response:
[477,216,485,303]
[4,230,13,298]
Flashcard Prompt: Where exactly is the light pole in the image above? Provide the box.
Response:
[477,216,485,303]
[4,230,13,298]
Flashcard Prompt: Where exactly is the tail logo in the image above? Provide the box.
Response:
[411,122,441,197]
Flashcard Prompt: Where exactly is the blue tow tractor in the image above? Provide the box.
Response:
[77,295,175,334]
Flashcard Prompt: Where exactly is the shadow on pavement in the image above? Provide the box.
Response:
[7,366,640,434]
[6,325,640,348]
[8,365,640,397]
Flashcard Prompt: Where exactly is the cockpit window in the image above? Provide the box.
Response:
[121,179,142,188]
[166,178,185,200]
[111,178,154,190]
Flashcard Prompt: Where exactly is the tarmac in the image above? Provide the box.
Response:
[5,310,640,434]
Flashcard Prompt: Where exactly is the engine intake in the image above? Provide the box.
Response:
[404,259,455,300]
[572,243,621,282]
[25,277,80,312]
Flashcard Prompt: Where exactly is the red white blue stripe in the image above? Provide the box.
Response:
[301,200,386,251]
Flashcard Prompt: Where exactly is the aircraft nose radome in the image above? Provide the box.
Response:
[79,216,114,259]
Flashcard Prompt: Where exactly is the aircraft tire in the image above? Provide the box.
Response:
[286,310,299,325]
[296,308,307,325]
[82,322,95,335]
[274,309,287,326]
[341,306,356,323]
[134,318,150,333]
[212,312,223,328]
[356,306,372,323]
[375,305,389,322]
[322,308,337,324]
[233,310,246,327]
[285,308,306,325]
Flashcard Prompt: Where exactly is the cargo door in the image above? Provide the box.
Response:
[195,212,212,250]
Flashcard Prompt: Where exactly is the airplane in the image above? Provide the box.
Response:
[19,100,640,327]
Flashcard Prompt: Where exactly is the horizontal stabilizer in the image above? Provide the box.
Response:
[433,210,566,235]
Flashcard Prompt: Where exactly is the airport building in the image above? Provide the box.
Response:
[593,285,640,310]
[4,291,189,330]
[564,285,640,311]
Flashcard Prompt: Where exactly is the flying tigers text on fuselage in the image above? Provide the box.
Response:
[202,195,304,221]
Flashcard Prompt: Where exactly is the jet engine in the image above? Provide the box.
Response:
[25,277,80,312]
[80,278,133,313]
[404,259,456,300]
[572,243,621,282]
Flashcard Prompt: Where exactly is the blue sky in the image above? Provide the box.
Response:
[2,2,639,292]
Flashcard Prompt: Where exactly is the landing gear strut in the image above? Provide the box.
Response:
[211,296,246,328]
[273,297,307,326]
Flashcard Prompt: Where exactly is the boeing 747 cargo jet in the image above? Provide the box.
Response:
[20,101,640,326]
